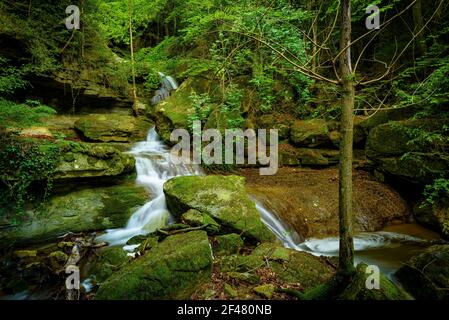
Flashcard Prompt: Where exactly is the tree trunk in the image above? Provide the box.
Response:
[413,0,427,55]
[128,0,138,116]
[337,0,356,278]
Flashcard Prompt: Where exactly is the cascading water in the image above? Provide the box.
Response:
[96,127,201,246]
[97,127,432,277]
[150,72,179,105]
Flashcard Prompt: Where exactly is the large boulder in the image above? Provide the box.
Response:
[74,114,152,143]
[49,141,135,180]
[395,245,449,300]
[290,119,332,147]
[413,198,449,239]
[242,167,410,240]
[338,263,411,300]
[95,231,213,300]
[163,175,276,243]
[366,120,449,184]
[257,114,294,140]
[278,143,339,167]
[0,184,149,245]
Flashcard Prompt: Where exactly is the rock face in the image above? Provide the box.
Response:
[163,175,276,242]
[50,142,135,180]
[338,263,411,300]
[413,198,449,239]
[257,114,294,140]
[395,245,449,300]
[0,185,149,245]
[290,119,332,147]
[242,168,410,240]
[366,120,449,183]
[74,114,152,143]
[95,231,213,300]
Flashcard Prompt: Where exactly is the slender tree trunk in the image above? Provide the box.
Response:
[128,0,138,116]
[413,0,427,55]
[337,0,356,278]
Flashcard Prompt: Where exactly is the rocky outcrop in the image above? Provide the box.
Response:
[395,245,449,300]
[0,185,149,245]
[95,231,213,300]
[290,119,333,147]
[163,175,276,243]
[413,198,449,239]
[241,167,410,240]
[366,120,449,184]
[51,141,135,180]
[74,114,152,143]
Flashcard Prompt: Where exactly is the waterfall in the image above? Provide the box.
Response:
[96,127,201,246]
[150,72,179,105]
[97,127,429,270]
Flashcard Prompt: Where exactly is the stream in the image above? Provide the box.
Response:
[96,128,436,279]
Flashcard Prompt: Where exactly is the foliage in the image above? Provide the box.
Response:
[423,178,449,206]
[0,57,28,96]
[187,92,212,131]
[0,99,57,128]
[0,130,60,223]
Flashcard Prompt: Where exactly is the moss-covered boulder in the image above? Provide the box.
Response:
[95,231,213,300]
[395,245,449,300]
[74,114,152,143]
[337,263,411,300]
[89,246,130,283]
[48,141,135,180]
[366,120,449,184]
[257,114,294,140]
[0,185,149,245]
[413,198,449,239]
[181,209,220,234]
[212,234,244,255]
[338,263,411,300]
[163,175,276,243]
[149,78,213,144]
[290,119,331,147]
[220,242,334,291]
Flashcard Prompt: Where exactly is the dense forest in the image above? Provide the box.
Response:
[0,0,448,302]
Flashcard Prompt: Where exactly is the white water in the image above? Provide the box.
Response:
[97,128,428,265]
[151,72,179,105]
[96,128,201,246]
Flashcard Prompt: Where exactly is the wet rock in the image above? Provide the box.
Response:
[242,167,410,239]
[0,185,149,245]
[95,231,213,300]
[395,245,449,300]
[163,175,276,243]
[13,250,37,259]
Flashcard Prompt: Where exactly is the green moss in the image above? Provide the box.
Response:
[95,231,213,300]
[90,247,130,283]
[163,175,276,242]
[182,209,220,234]
[338,263,411,300]
[213,234,244,255]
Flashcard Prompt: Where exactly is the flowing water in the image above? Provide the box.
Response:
[98,128,438,277]
[150,72,179,105]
